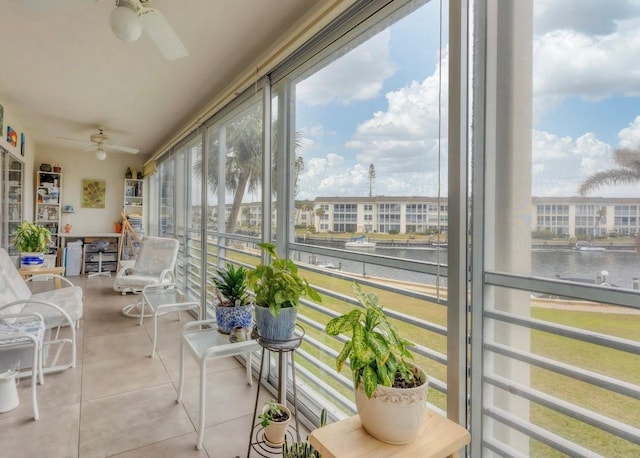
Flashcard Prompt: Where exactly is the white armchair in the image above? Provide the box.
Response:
[113,237,179,317]
[0,248,81,376]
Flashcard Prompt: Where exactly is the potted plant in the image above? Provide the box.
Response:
[259,399,292,447]
[212,263,253,334]
[282,408,326,457]
[247,242,321,341]
[12,221,52,269]
[325,282,428,445]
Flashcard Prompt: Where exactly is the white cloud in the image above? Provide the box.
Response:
[532,129,623,196]
[534,0,640,35]
[618,115,640,148]
[296,31,397,106]
[345,50,449,189]
[533,17,640,103]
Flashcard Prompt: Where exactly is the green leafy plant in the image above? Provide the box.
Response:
[325,282,419,398]
[247,242,322,317]
[282,408,326,458]
[12,221,52,253]
[259,399,290,427]
[213,263,249,307]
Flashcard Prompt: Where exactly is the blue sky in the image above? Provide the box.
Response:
[293,0,640,200]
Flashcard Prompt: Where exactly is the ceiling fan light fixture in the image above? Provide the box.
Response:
[110,5,142,43]
[95,147,107,160]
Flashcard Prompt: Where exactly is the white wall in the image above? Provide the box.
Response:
[0,101,38,220]
[35,145,144,233]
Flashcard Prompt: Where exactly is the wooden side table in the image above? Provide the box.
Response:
[19,266,66,289]
[309,408,470,458]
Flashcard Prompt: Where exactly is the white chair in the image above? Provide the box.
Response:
[0,311,45,420]
[0,248,82,375]
[113,237,179,318]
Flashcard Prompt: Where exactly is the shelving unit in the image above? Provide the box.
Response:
[122,178,144,264]
[1,149,24,258]
[35,170,62,262]
[83,236,119,275]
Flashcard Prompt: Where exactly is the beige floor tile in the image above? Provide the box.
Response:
[177,366,260,429]
[0,402,80,458]
[111,431,207,457]
[79,384,194,458]
[81,352,172,401]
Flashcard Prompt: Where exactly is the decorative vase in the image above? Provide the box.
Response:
[20,252,45,270]
[254,306,297,341]
[114,222,123,233]
[262,403,291,447]
[354,365,428,445]
[214,303,253,334]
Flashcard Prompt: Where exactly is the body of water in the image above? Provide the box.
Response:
[305,247,640,290]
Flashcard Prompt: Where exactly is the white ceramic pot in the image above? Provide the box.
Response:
[0,370,20,413]
[354,365,428,445]
[262,403,291,447]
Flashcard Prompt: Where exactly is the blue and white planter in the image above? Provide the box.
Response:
[254,306,297,341]
[214,302,253,334]
[20,252,45,270]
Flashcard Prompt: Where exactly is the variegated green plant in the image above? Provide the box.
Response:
[325,282,416,398]
[12,221,52,253]
[247,242,322,317]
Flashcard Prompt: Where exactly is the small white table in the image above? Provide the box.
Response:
[141,284,200,357]
[177,319,260,450]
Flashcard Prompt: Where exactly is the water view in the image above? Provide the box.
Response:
[306,247,640,291]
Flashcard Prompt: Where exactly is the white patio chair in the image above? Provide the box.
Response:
[113,237,179,318]
[0,248,82,375]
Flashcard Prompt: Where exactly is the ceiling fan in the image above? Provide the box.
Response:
[61,128,139,160]
[110,0,188,60]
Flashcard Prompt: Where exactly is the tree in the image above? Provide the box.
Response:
[579,147,640,251]
[579,148,640,195]
[368,163,376,198]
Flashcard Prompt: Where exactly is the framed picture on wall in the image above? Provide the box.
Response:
[7,126,17,147]
[82,179,106,208]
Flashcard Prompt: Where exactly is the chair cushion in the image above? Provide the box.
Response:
[0,318,46,346]
[113,275,171,293]
[26,286,84,325]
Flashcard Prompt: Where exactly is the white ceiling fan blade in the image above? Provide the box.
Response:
[58,136,90,143]
[140,10,188,60]
[107,144,139,154]
[82,144,98,152]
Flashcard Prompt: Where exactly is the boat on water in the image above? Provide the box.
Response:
[574,242,606,252]
[345,235,376,248]
[578,246,606,252]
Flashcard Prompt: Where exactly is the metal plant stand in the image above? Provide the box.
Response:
[248,325,305,457]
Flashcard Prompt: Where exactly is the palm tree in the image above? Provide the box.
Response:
[579,148,640,195]
[579,147,640,251]
[193,106,304,236]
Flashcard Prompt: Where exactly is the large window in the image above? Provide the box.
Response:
[147,1,640,456]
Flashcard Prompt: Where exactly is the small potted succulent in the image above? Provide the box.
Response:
[12,221,52,269]
[247,242,321,341]
[213,263,253,334]
[259,399,292,447]
[325,282,428,445]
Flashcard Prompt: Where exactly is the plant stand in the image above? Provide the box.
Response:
[248,325,304,457]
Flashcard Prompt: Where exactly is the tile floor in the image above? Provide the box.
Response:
[0,275,290,458]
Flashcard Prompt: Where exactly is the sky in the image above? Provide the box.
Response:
[293,0,640,200]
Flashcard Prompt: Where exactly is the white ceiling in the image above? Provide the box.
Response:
[0,0,324,161]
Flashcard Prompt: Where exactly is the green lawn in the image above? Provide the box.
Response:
[204,244,640,455]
